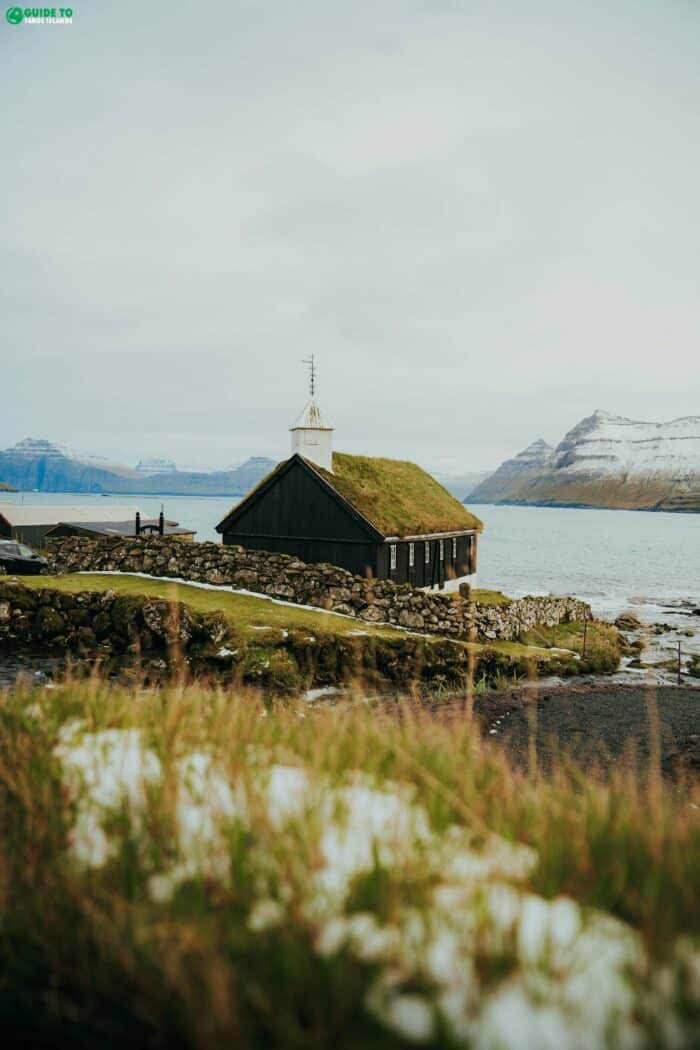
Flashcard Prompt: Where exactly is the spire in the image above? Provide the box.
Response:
[303,353,317,398]
[289,357,334,472]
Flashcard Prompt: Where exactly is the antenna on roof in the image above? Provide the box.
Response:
[302,354,316,398]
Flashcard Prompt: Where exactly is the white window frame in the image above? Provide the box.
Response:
[452,537,457,560]
[390,543,397,571]
[425,542,430,564]
[408,542,415,568]
[439,539,445,562]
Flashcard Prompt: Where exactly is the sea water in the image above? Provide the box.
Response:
[2,493,698,622]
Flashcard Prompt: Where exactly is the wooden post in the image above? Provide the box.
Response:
[582,616,588,658]
[678,641,682,685]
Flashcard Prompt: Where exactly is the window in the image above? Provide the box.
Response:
[439,539,445,562]
[425,542,430,564]
[452,537,457,560]
[390,544,397,571]
[408,542,415,568]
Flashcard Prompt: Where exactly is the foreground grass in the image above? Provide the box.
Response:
[0,677,698,1048]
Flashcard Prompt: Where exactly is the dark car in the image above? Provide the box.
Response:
[0,540,48,576]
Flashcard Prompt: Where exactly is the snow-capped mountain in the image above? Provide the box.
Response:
[7,438,137,477]
[470,412,700,512]
[468,439,553,503]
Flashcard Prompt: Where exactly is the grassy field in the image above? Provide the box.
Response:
[23,575,520,642]
[21,572,409,641]
[455,588,512,606]
[520,619,621,670]
[20,575,610,689]
[0,677,697,1048]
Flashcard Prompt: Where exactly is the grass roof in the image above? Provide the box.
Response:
[314,452,483,537]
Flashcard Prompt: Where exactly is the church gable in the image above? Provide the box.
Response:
[217,456,382,542]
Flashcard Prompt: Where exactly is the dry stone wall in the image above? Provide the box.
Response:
[46,537,592,642]
[0,577,228,657]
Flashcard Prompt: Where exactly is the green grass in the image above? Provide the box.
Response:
[17,574,615,695]
[0,678,697,1048]
[21,572,407,642]
[520,619,621,674]
[22,573,577,661]
[454,587,512,606]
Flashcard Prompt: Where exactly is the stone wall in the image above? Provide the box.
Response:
[2,578,576,692]
[46,536,592,642]
[0,577,228,658]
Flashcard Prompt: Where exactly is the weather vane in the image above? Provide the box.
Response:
[302,354,316,398]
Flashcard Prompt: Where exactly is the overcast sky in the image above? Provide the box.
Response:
[2,0,699,473]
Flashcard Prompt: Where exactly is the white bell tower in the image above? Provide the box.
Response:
[289,356,334,472]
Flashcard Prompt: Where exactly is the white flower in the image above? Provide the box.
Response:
[248,899,286,932]
[383,995,435,1044]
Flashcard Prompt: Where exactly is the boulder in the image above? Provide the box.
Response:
[398,609,425,629]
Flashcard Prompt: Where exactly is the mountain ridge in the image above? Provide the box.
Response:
[469,412,700,513]
[0,439,276,496]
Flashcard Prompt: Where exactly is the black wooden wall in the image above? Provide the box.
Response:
[377,533,477,587]
[220,457,479,585]
[221,459,381,577]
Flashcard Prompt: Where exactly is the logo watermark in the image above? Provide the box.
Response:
[6,6,74,24]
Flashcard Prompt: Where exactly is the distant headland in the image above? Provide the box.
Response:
[0,438,275,497]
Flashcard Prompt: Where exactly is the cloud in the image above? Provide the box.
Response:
[1,0,699,472]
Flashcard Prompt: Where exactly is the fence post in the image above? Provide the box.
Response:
[582,616,588,658]
[678,641,682,686]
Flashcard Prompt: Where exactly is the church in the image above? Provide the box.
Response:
[216,383,482,591]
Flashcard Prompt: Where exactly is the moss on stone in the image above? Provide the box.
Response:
[33,606,66,638]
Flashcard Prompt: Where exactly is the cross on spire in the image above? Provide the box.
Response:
[302,354,316,398]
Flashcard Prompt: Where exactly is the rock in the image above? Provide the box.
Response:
[614,613,643,631]
[92,611,112,639]
[76,627,97,650]
[142,601,192,645]
[33,606,66,637]
[398,609,425,629]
